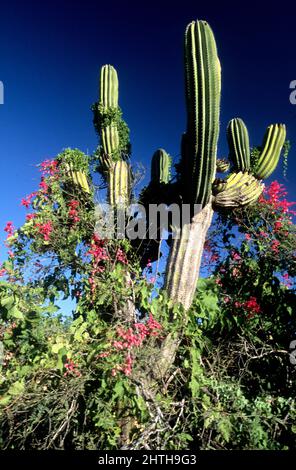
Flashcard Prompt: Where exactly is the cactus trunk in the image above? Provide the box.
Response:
[165,201,213,310]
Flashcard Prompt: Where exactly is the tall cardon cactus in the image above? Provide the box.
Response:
[164,20,286,310]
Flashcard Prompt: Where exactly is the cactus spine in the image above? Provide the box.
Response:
[254,124,286,179]
[227,118,251,172]
[151,149,171,184]
[183,20,221,206]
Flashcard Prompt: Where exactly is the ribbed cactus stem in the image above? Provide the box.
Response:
[100,65,119,109]
[254,124,286,179]
[101,125,120,155]
[151,149,171,184]
[183,20,221,206]
[109,160,131,207]
[227,118,251,172]
[214,172,263,207]
[165,202,214,310]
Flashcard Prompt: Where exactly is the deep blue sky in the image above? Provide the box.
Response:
[0,0,295,262]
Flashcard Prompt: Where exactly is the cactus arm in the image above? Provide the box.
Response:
[214,173,263,207]
[151,149,171,184]
[254,124,286,179]
[100,65,119,109]
[227,118,251,172]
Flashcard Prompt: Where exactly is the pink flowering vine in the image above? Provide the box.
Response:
[35,221,53,241]
[64,358,81,378]
[68,199,80,225]
[99,314,163,377]
[39,159,59,177]
[4,221,15,239]
[87,235,109,296]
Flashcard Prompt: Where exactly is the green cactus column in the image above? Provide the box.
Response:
[164,19,220,310]
[151,149,171,184]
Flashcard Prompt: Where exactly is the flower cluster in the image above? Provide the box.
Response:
[4,221,15,239]
[235,296,261,319]
[39,178,49,193]
[26,213,36,221]
[115,248,128,264]
[87,235,109,295]
[64,358,81,378]
[35,221,53,241]
[0,267,7,277]
[68,199,80,225]
[39,159,59,177]
[99,314,162,377]
[21,192,37,209]
[259,181,296,216]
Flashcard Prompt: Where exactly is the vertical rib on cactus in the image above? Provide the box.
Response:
[254,124,286,179]
[101,125,120,156]
[151,149,171,184]
[109,160,131,207]
[227,118,251,172]
[183,20,221,207]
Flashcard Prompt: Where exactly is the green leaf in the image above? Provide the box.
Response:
[0,295,14,309]
[0,395,12,406]
[52,342,65,354]
[8,380,25,397]
[9,305,24,320]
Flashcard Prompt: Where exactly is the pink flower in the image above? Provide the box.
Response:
[26,213,36,221]
[271,239,280,254]
[68,200,80,225]
[0,268,7,277]
[116,248,128,264]
[4,221,15,239]
[232,252,241,261]
[39,179,48,192]
[21,192,37,209]
[274,221,282,231]
[39,159,59,177]
[97,352,110,358]
[35,221,53,241]
[245,234,251,241]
